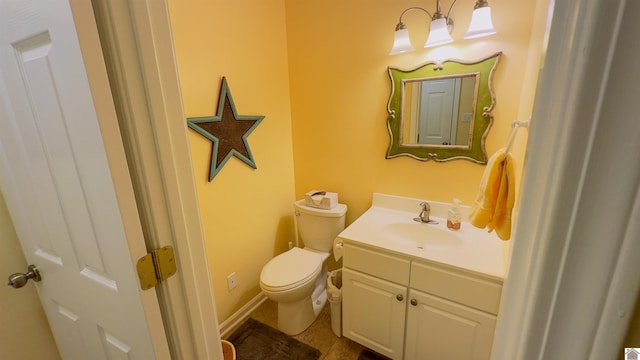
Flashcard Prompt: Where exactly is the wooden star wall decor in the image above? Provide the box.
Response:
[187,77,264,181]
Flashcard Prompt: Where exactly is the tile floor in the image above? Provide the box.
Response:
[248,299,373,360]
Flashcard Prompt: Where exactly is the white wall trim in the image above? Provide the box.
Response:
[493,0,640,358]
[219,293,268,339]
[90,0,221,359]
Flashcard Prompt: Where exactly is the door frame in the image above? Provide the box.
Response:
[84,0,221,359]
[493,0,640,358]
[82,0,640,359]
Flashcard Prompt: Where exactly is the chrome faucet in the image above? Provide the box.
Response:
[418,202,431,222]
[414,202,438,224]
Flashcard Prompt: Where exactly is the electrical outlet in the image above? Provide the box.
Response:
[227,272,237,291]
[462,113,473,122]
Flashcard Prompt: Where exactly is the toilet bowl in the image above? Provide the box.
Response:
[259,200,347,335]
[260,247,329,335]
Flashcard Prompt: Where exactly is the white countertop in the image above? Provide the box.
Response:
[336,193,506,280]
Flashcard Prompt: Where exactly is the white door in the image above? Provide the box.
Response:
[0,1,169,359]
[418,78,460,145]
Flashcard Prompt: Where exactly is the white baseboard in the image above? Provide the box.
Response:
[218,292,268,339]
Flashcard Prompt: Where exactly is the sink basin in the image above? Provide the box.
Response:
[382,221,462,249]
[335,194,506,278]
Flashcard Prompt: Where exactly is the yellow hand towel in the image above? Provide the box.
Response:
[469,149,516,240]
[469,149,504,228]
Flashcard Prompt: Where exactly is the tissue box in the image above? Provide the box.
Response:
[305,191,338,210]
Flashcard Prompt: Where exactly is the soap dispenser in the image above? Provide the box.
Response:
[447,198,462,230]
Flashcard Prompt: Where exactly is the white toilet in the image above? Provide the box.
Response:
[260,199,346,335]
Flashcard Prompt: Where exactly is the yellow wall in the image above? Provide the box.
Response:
[169,0,540,323]
[0,190,60,360]
[168,0,296,322]
[286,0,537,225]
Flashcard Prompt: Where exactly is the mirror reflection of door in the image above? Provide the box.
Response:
[403,75,476,147]
[417,78,460,145]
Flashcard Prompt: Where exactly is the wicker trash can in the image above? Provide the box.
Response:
[221,340,236,360]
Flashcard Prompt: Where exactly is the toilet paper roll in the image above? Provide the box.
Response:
[333,238,344,261]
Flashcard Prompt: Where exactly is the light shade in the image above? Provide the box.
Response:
[464,7,496,39]
[389,28,415,55]
[424,18,453,48]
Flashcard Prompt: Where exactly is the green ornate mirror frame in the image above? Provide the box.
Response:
[386,52,502,163]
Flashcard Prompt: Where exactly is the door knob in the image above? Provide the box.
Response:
[7,265,41,289]
[410,298,418,306]
[396,294,404,301]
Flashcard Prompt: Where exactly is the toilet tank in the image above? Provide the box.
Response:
[294,199,347,252]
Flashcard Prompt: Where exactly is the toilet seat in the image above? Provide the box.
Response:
[260,247,322,292]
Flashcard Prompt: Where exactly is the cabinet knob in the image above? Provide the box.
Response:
[396,294,404,301]
[410,298,418,306]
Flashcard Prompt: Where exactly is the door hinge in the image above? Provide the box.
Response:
[136,246,177,290]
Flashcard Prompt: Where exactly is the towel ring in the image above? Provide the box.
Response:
[504,119,530,153]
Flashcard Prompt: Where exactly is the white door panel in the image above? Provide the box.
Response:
[0,1,168,359]
[418,78,460,145]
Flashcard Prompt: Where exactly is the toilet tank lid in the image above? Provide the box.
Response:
[294,200,347,217]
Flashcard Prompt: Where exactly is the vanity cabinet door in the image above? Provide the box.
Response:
[342,268,407,360]
[405,289,497,360]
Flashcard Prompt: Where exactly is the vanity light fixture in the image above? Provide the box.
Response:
[464,0,497,39]
[389,0,497,55]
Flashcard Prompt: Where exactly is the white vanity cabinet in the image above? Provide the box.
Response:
[342,243,503,360]
[342,269,407,359]
[342,244,410,359]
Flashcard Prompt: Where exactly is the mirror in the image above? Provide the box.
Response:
[386,52,501,163]
[402,75,478,146]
